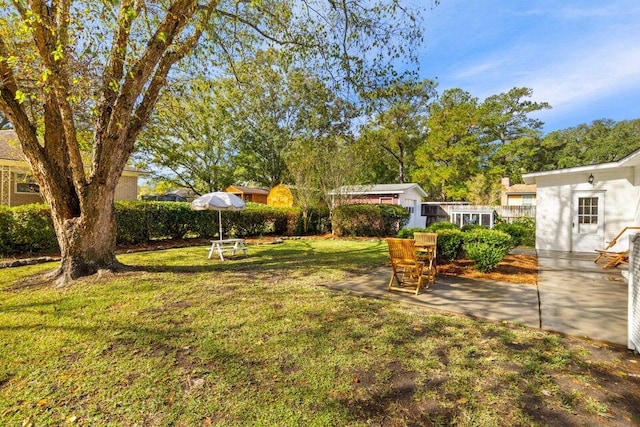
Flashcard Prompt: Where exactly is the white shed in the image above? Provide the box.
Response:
[329,183,428,229]
[522,149,640,253]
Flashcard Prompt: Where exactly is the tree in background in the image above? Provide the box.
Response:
[223,50,302,188]
[537,118,640,170]
[0,0,424,284]
[358,78,437,183]
[479,87,551,185]
[413,88,482,201]
[136,79,237,195]
[283,68,358,216]
[412,87,550,202]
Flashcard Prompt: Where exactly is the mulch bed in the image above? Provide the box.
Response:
[438,253,539,285]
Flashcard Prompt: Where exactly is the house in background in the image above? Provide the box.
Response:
[224,185,269,204]
[500,177,537,207]
[329,183,427,228]
[0,130,147,207]
[523,149,640,253]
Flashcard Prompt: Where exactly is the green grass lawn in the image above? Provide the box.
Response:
[1,240,639,426]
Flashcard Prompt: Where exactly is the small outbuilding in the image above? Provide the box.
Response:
[523,149,640,253]
[225,185,269,204]
[267,184,294,208]
[329,183,427,228]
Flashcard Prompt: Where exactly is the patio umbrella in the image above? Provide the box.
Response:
[190,191,246,241]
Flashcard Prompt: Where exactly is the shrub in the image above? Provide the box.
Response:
[3,201,331,257]
[332,204,409,237]
[436,229,464,262]
[465,243,508,273]
[494,217,536,248]
[293,206,330,235]
[11,204,58,254]
[146,202,194,240]
[463,229,512,272]
[426,221,459,232]
[115,201,151,245]
[397,227,428,239]
[0,205,15,256]
[461,223,486,232]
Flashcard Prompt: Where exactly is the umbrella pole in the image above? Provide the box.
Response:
[219,210,223,241]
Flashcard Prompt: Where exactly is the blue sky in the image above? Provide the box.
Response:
[415,0,640,133]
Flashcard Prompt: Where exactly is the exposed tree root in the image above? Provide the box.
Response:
[6,260,133,291]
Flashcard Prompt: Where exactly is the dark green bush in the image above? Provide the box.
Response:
[0,205,15,256]
[397,227,428,239]
[2,201,331,256]
[146,202,194,240]
[115,201,151,245]
[463,229,512,272]
[332,204,409,237]
[465,243,507,273]
[494,217,536,248]
[461,223,486,232]
[226,203,288,237]
[436,229,464,262]
[426,221,459,232]
[11,204,58,254]
[294,206,331,235]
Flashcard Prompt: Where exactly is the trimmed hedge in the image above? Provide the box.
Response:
[436,229,465,262]
[0,205,13,255]
[494,217,535,248]
[425,221,459,232]
[463,229,512,272]
[0,204,59,255]
[332,204,410,237]
[0,202,332,256]
[397,227,428,239]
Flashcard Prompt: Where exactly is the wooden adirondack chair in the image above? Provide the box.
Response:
[594,226,640,269]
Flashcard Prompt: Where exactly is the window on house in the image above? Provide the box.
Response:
[522,195,534,206]
[577,197,598,225]
[15,173,40,194]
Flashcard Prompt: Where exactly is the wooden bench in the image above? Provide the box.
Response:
[208,238,248,261]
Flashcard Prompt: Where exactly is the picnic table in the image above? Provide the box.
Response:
[208,238,248,261]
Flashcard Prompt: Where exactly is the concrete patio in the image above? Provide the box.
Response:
[329,250,628,347]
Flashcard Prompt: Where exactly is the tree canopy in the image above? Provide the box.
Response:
[0,0,425,284]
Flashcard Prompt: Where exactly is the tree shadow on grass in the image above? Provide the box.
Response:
[126,240,388,276]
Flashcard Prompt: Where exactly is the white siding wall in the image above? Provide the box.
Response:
[398,189,424,229]
[535,181,573,251]
[601,168,638,251]
[535,166,639,252]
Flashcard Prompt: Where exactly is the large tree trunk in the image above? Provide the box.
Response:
[49,189,121,286]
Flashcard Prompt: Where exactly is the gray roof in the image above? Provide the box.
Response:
[330,183,427,197]
[0,130,23,161]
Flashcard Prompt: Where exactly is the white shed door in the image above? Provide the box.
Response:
[571,191,604,252]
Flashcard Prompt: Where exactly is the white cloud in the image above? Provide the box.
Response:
[417,0,640,129]
[522,40,640,113]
